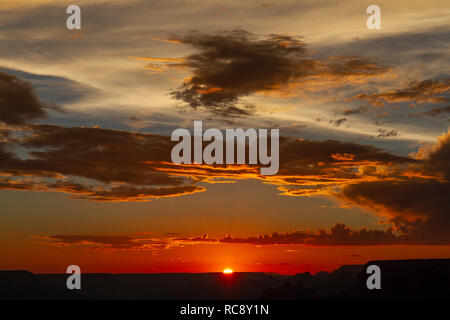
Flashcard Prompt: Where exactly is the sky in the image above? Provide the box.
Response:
[0,0,449,274]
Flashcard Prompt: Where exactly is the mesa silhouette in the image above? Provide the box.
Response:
[0,259,448,300]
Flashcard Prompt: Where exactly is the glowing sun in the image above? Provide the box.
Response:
[223,268,234,274]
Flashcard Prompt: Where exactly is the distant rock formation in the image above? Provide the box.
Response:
[331,259,450,299]
[259,264,361,299]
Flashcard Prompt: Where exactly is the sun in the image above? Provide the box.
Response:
[223,268,234,274]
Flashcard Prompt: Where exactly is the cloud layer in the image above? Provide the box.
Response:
[1,69,449,244]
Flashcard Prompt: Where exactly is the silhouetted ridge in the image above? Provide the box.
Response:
[1,259,449,299]
[260,281,319,300]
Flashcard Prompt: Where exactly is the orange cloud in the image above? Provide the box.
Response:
[151,36,183,45]
[331,153,355,161]
[196,87,223,94]
[129,56,185,63]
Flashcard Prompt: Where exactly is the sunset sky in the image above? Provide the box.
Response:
[0,0,449,274]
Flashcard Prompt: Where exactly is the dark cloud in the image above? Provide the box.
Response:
[329,118,347,127]
[356,78,450,107]
[169,30,310,116]
[18,124,178,185]
[47,235,141,249]
[377,128,398,138]
[339,131,450,244]
[41,233,218,250]
[341,180,450,244]
[48,181,205,202]
[175,234,217,243]
[43,235,171,250]
[342,106,368,115]
[0,124,205,201]
[0,178,206,202]
[168,30,389,116]
[42,222,410,249]
[75,185,205,202]
[0,71,48,125]
[410,105,450,117]
[219,223,408,245]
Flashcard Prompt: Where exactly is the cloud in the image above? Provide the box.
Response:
[377,128,398,138]
[0,71,48,125]
[49,181,206,202]
[329,118,347,127]
[174,234,217,243]
[220,223,409,246]
[40,234,173,250]
[39,233,219,250]
[410,105,450,117]
[46,235,144,249]
[342,106,368,115]
[0,178,206,202]
[165,30,389,116]
[355,78,450,107]
[0,119,423,205]
[0,122,206,201]
[168,30,310,116]
[39,221,412,250]
[339,131,450,244]
[17,124,180,185]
